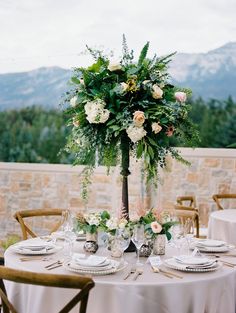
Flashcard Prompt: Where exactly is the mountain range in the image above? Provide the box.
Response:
[0,42,235,110]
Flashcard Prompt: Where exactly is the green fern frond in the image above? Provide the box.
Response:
[138,42,149,66]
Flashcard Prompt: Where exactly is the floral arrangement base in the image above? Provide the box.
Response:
[153,234,166,255]
[139,243,152,257]
[83,241,98,254]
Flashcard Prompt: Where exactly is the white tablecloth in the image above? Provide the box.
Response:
[208,209,236,245]
[4,240,236,313]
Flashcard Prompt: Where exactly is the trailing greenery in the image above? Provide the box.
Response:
[0,97,235,165]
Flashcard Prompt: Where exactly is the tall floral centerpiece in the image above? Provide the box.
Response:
[64,36,198,218]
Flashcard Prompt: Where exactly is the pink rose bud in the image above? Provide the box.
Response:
[174,92,187,103]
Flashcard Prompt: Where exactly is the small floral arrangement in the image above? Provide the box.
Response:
[105,217,128,235]
[135,208,176,240]
[76,211,110,234]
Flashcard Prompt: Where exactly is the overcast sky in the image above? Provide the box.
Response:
[0,0,235,73]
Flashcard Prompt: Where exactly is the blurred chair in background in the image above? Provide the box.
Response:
[176,196,196,208]
[212,194,236,210]
[174,203,200,238]
[14,209,65,240]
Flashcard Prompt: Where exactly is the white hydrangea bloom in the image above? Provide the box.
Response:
[106,218,118,230]
[99,109,110,123]
[85,213,101,226]
[86,108,100,123]
[84,99,105,114]
[70,96,78,107]
[118,218,128,229]
[126,125,147,143]
[85,99,110,124]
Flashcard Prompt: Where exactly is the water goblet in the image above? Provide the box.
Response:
[132,224,145,266]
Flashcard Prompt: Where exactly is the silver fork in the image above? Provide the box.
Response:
[133,268,143,281]
[20,257,52,262]
[45,260,63,269]
[123,266,136,280]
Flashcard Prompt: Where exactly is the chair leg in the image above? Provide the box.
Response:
[196,217,200,238]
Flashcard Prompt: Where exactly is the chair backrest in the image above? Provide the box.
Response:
[14,209,66,240]
[176,196,196,208]
[212,194,236,210]
[0,266,94,313]
[174,204,200,238]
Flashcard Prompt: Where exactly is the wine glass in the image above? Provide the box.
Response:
[115,228,131,264]
[171,223,185,255]
[184,218,195,254]
[132,224,145,266]
[58,210,77,257]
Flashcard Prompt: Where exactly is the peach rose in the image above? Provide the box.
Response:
[174,91,187,103]
[151,221,162,234]
[108,62,122,72]
[142,80,151,85]
[120,82,128,92]
[166,126,175,137]
[152,84,163,99]
[133,111,145,127]
[72,117,80,127]
[151,122,162,134]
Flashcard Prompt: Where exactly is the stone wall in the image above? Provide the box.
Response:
[0,161,145,238]
[155,148,236,226]
[0,148,235,238]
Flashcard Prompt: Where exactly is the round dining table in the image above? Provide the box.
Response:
[208,209,236,245]
[4,240,236,313]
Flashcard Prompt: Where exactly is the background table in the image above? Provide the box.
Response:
[208,209,236,245]
[4,240,236,313]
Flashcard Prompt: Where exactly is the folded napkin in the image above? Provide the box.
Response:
[197,240,225,247]
[174,255,212,265]
[72,253,86,260]
[73,255,108,267]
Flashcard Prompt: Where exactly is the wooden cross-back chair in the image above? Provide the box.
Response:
[176,196,196,208]
[212,194,236,210]
[0,266,94,313]
[174,204,200,238]
[14,209,66,240]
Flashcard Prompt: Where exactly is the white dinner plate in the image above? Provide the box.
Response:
[190,241,234,253]
[11,243,62,255]
[164,258,222,272]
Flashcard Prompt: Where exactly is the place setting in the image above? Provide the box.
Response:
[10,238,63,256]
[164,254,222,273]
[63,254,128,276]
[190,239,235,253]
